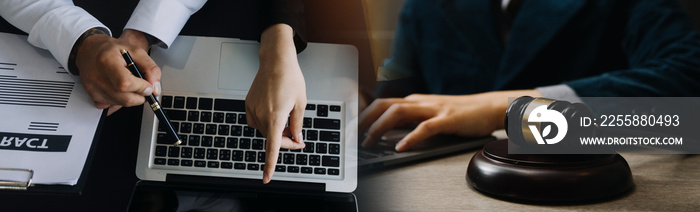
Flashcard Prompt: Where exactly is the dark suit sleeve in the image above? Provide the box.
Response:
[565,0,700,96]
[375,0,429,98]
[259,0,307,53]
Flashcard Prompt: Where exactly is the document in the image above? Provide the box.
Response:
[0,32,103,186]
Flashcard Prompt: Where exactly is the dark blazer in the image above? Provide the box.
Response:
[377,0,700,97]
[0,0,308,53]
[181,0,307,53]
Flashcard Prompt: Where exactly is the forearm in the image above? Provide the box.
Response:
[259,24,297,65]
[124,0,206,49]
[259,0,307,53]
[535,84,583,103]
[68,27,109,75]
[0,0,64,32]
[119,29,158,51]
[0,0,109,75]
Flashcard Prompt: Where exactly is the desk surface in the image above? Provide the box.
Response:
[3,107,699,211]
[356,133,700,211]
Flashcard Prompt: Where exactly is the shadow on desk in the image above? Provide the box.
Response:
[356,150,700,211]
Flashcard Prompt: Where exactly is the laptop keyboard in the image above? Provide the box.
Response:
[150,94,344,178]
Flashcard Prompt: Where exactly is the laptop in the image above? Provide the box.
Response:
[136,36,359,194]
[358,129,494,170]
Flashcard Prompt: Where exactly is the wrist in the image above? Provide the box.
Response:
[482,89,543,130]
[120,29,155,51]
[68,27,109,75]
[259,24,296,65]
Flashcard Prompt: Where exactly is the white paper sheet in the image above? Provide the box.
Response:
[0,32,103,186]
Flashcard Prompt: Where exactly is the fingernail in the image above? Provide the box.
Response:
[154,82,161,96]
[361,136,372,148]
[142,86,153,96]
[395,141,405,152]
[297,132,304,142]
[263,174,270,184]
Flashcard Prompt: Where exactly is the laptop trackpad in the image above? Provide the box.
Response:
[218,42,260,91]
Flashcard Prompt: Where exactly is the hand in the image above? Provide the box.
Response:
[74,29,161,115]
[359,90,541,151]
[118,29,152,52]
[106,29,162,114]
[245,24,306,184]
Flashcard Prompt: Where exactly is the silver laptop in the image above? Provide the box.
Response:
[136,36,359,193]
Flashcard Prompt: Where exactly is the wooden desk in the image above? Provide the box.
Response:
[356,134,700,211]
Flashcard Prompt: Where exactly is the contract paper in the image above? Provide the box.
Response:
[0,32,103,185]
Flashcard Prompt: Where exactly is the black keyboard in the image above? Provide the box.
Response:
[152,94,344,177]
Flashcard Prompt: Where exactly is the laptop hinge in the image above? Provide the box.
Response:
[166,174,326,193]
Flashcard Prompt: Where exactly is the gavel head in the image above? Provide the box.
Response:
[505,96,596,147]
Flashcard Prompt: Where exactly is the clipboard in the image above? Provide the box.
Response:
[0,110,107,194]
[0,31,108,195]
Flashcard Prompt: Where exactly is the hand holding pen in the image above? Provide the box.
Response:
[72,29,162,116]
[121,49,182,146]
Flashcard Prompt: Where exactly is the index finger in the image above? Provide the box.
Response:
[130,48,162,95]
[104,51,153,95]
[262,116,287,184]
[395,118,442,151]
[362,103,436,148]
[359,98,403,132]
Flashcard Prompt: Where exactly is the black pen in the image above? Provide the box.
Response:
[121,49,182,146]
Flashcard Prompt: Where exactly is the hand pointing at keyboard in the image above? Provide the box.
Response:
[245,24,306,184]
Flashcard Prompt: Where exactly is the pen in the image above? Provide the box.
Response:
[121,49,182,146]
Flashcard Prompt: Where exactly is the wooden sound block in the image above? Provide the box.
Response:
[466,139,634,203]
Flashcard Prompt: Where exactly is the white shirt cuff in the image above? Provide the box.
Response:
[535,84,583,103]
[124,0,206,49]
[27,6,110,74]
